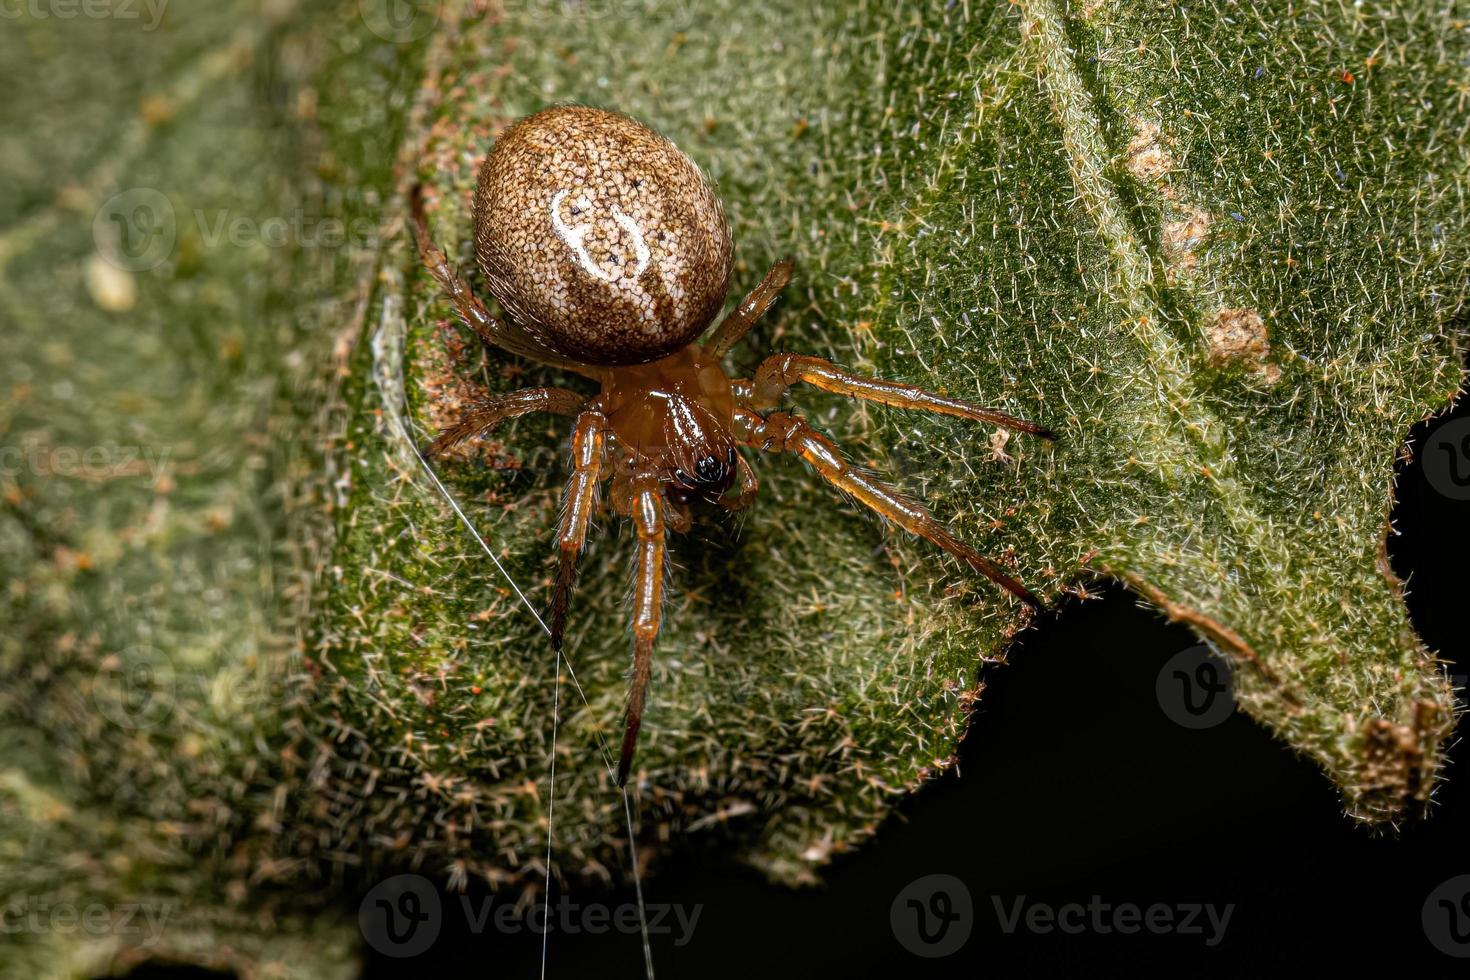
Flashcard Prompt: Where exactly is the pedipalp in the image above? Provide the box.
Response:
[549,409,608,652]
[621,472,667,786]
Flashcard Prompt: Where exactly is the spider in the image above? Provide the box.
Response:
[412,105,1053,786]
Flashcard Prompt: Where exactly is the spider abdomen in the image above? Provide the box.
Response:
[474,105,733,366]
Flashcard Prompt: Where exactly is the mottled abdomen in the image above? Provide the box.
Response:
[474,105,734,366]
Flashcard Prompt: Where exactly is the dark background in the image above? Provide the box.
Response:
[139,398,1470,977]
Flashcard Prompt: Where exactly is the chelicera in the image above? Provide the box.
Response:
[412,105,1053,786]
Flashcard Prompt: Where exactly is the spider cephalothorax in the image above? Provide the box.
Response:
[413,104,1053,785]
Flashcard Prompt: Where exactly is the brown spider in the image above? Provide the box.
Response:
[413,105,1053,786]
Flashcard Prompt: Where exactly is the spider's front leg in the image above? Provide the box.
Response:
[618,472,667,786]
[748,353,1054,438]
[735,408,1040,607]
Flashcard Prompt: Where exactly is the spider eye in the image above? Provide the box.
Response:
[694,454,724,484]
[673,469,691,486]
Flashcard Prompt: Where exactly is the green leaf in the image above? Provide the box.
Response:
[0,1,390,974]
[3,0,1466,972]
[308,0,1468,888]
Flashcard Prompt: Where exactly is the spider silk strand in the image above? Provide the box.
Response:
[397,418,654,980]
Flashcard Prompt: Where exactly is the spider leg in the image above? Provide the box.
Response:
[618,472,666,786]
[701,257,794,361]
[549,409,608,651]
[424,387,587,458]
[410,185,602,380]
[717,452,759,512]
[746,353,1054,438]
[736,408,1040,607]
